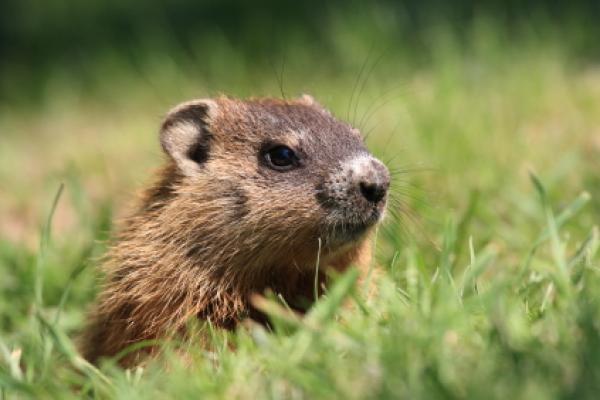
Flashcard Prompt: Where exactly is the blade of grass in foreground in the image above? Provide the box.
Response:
[35,183,64,310]
[34,183,65,381]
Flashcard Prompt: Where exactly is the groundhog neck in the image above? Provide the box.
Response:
[100,164,339,333]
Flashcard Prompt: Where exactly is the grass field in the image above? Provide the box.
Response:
[1,8,600,399]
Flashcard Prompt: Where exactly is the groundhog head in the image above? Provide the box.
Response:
[159,95,390,268]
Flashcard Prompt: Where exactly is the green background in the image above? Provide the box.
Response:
[1,1,600,398]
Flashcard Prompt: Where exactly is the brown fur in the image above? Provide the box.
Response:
[80,95,389,366]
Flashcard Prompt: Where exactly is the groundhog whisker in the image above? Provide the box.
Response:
[352,47,389,127]
[357,81,409,132]
[347,45,375,123]
[362,119,386,142]
[360,93,406,138]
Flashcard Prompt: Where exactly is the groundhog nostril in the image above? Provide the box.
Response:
[359,181,386,203]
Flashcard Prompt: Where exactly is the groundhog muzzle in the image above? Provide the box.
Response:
[81,95,390,365]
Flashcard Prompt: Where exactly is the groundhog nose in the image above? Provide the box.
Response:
[357,159,390,204]
[359,180,387,203]
[316,155,390,211]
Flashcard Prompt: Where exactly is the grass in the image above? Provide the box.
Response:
[1,12,600,399]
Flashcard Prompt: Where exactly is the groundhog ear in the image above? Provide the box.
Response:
[160,99,217,175]
[298,94,318,106]
[298,94,328,113]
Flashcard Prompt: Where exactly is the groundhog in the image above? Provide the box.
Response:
[80,95,390,366]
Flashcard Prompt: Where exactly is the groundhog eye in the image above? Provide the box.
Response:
[264,145,298,171]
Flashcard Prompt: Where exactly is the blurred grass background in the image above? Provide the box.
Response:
[1,1,600,398]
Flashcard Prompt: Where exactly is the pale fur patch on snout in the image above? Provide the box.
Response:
[341,154,387,185]
[343,154,375,177]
